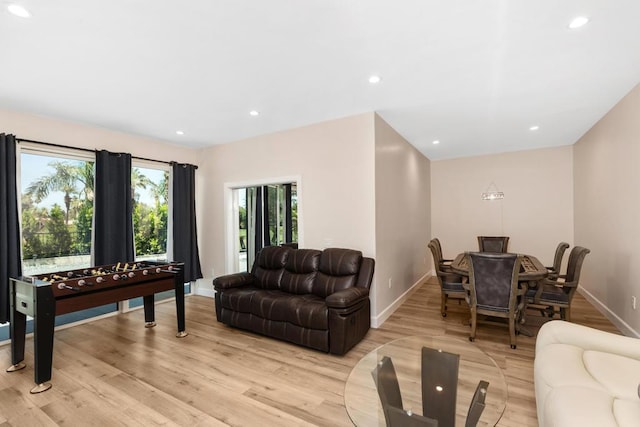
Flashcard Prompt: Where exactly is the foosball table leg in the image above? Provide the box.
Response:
[6,362,26,372]
[30,383,52,394]
[143,294,155,327]
[174,267,187,338]
[8,280,27,373]
[33,286,55,392]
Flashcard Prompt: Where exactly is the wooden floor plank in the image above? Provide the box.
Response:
[0,276,619,426]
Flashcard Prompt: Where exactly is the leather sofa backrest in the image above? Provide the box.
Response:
[280,249,321,294]
[312,248,362,298]
[252,246,290,289]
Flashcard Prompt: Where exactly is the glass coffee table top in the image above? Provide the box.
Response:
[344,335,508,426]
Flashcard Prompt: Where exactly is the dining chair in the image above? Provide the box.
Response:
[371,356,438,427]
[465,252,524,349]
[431,238,454,270]
[526,246,590,321]
[546,242,570,279]
[428,239,466,317]
[477,236,509,253]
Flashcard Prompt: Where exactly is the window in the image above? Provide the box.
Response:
[3,148,117,342]
[132,165,169,261]
[20,151,95,275]
[127,164,176,309]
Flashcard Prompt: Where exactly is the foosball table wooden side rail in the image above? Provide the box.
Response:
[6,261,187,394]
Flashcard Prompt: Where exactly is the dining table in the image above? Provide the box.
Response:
[450,252,548,282]
[450,252,548,335]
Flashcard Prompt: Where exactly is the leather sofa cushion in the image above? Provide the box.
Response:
[536,343,640,400]
[311,248,361,298]
[220,288,329,330]
[252,246,290,289]
[245,290,328,329]
[280,249,321,294]
[542,386,634,427]
[284,294,327,329]
[535,321,640,427]
[319,248,362,276]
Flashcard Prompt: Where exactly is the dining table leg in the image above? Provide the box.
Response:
[516,280,539,337]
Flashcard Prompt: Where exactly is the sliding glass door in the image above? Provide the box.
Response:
[235,183,297,272]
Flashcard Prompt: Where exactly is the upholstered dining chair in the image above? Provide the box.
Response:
[431,238,454,271]
[526,246,590,321]
[428,239,466,317]
[477,236,509,253]
[372,356,438,427]
[465,252,524,349]
[546,242,570,279]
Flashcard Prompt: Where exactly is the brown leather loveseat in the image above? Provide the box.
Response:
[213,246,375,355]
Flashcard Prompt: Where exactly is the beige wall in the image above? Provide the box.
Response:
[374,114,431,322]
[574,83,640,336]
[198,113,377,300]
[431,146,574,268]
[0,108,198,164]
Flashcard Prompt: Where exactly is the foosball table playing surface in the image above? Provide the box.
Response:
[7,260,187,393]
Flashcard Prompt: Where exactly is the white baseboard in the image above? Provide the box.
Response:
[194,278,215,298]
[579,287,640,338]
[371,272,431,328]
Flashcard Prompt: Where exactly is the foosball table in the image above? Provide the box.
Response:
[6,261,187,393]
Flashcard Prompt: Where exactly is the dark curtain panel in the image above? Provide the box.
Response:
[94,150,134,265]
[172,163,202,282]
[0,134,22,323]
[284,183,292,243]
[254,186,264,259]
[262,185,271,247]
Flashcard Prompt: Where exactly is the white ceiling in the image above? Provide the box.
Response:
[1,1,640,160]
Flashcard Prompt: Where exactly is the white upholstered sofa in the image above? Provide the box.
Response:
[534,320,640,427]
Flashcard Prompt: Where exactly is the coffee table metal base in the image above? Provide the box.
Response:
[344,335,508,426]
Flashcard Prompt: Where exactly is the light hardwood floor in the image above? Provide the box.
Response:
[0,277,619,426]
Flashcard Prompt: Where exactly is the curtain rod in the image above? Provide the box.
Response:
[17,137,197,168]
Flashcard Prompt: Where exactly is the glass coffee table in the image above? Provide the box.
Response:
[344,335,508,426]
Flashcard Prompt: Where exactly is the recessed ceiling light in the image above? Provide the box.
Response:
[568,16,589,29]
[529,125,540,131]
[249,110,260,116]
[432,140,440,145]
[7,4,31,18]
[368,75,381,84]
[176,130,184,135]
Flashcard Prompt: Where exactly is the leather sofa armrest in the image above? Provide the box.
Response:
[326,287,369,308]
[536,320,640,359]
[213,272,255,290]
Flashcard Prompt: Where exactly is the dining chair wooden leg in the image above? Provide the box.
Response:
[441,293,447,317]
[509,318,517,349]
[469,308,477,342]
